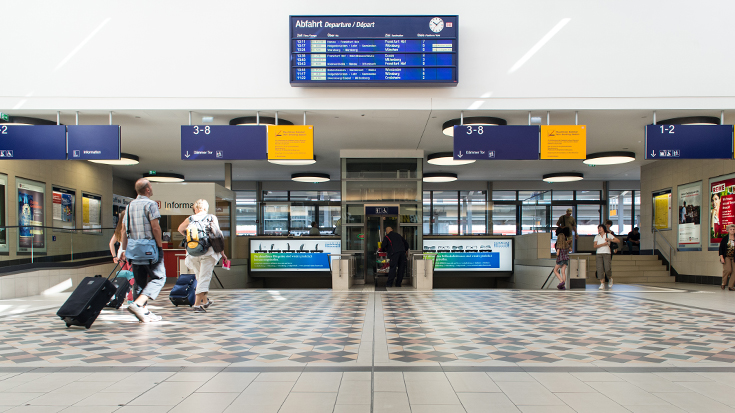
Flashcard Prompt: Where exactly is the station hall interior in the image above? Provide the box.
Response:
[1,1,735,412]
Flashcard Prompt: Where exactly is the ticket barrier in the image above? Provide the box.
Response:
[409,252,437,291]
[330,253,356,291]
[569,253,589,289]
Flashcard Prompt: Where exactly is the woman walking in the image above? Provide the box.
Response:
[719,224,735,290]
[593,224,620,290]
[177,199,227,313]
[553,229,571,290]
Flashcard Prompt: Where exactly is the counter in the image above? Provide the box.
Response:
[423,236,514,276]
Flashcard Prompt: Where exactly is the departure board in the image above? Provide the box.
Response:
[290,15,458,87]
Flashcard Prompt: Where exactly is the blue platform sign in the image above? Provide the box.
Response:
[67,125,121,160]
[181,125,267,160]
[0,125,66,160]
[453,125,540,160]
[645,125,734,159]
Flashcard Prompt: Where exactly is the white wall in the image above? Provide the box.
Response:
[2,0,734,111]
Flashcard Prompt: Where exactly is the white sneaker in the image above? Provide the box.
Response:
[608,278,613,288]
[143,310,162,323]
[599,284,605,290]
[127,303,147,322]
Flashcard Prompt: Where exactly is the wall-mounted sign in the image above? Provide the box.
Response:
[267,125,314,160]
[52,186,75,231]
[540,125,586,159]
[181,125,267,160]
[250,239,341,272]
[454,125,539,160]
[677,181,702,251]
[423,238,513,272]
[645,125,734,159]
[652,188,672,231]
[67,125,121,160]
[0,125,66,160]
[366,206,399,215]
[82,192,102,233]
[290,15,458,87]
[709,173,735,250]
[113,194,133,229]
[150,182,215,215]
[17,177,46,253]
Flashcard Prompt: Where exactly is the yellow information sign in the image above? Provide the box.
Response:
[653,193,671,230]
[540,125,586,159]
[268,125,314,160]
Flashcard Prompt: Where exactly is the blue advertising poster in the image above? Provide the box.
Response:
[645,125,734,159]
[0,125,66,160]
[181,125,267,160]
[67,125,121,160]
[454,125,540,160]
[250,239,341,272]
[423,238,513,272]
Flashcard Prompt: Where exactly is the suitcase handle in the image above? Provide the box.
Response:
[105,262,120,281]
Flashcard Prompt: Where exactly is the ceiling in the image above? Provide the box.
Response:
[8,108,730,183]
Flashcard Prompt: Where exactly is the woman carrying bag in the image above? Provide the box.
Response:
[718,224,735,290]
[177,199,227,313]
[593,224,620,290]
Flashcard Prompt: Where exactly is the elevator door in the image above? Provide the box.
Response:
[365,215,398,284]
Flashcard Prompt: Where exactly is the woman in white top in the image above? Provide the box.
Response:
[593,224,620,290]
[177,199,227,313]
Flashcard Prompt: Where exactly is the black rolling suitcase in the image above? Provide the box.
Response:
[105,276,133,309]
[57,264,119,329]
[169,274,197,307]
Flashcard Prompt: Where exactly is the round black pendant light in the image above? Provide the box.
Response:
[291,173,330,183]
[230,116,294,126]
[89,153,140,166]
[442,116,506,136]
[583,151,636,166]
[542,172,583,183]
[144,172,185,183]
[423,172,458,183]
[0,116,58,126]
[656,116,720,125]
[269,156,317,166]
[427,152,475,166]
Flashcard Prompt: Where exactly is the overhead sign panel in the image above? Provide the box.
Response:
[645,125,734,159]
[453,125,539,160]
[290,15,458,86]
[540,125,586,159]
[268,125,314,160]
[181,125,267,160]
[67,125,121,160]
[0,125,66,160]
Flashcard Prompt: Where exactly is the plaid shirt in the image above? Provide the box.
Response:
[557,246,569,261]
[122,195,160,240]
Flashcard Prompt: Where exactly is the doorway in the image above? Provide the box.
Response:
[365,214,398,284]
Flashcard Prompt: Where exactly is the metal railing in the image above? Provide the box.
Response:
[652,227,676,276]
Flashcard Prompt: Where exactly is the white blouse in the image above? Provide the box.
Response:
[594,233,614,254]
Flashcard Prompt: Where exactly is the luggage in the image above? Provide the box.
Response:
[169,274,197,306]
[57,263,119,329]
[105,263,135,309]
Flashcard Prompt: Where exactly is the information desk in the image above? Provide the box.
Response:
[423,236,514,276]
[248,237,341,276]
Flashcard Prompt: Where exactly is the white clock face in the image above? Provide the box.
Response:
[429,17,444,33]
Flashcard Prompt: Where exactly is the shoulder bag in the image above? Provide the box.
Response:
[124,204,160,265]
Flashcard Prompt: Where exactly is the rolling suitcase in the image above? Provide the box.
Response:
[169,273,197,307]
[105,263,135,309]
[57,263,119,329]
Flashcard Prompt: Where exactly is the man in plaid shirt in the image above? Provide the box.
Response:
[121,178,165,323]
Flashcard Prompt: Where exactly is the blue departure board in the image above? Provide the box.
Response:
[645,125,734,159]
[290,15,458,86]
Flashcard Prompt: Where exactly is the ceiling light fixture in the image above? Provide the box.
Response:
[144,172,185,183]
[427,152,475,166]
[583,151,636,166]
[656,116,721,126]
[89,153,140,166]
[0,116,58,126]
[442,116,506,137]
[230,116,294,126]
[423,172,458,183]
[542,172,583,183]
[291,173,330,183]
[269,156,317,166]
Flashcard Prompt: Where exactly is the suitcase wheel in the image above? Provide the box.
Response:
[85,322,92,329]
[65,323,71,328]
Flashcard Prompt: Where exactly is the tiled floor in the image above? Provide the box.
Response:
[1,283,735,412]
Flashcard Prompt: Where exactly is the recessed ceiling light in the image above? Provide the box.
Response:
[292,173,330,183]
[442,116,506,136]
[427,152,475,166]
[144,172,185,183]
[656,116,720,125]
[542,172,583,183]
[89,153,140,166]
[269,156,317,166]
[0,116,57,126]
[583,151,635,166]
[423,172,458,182]
[229,116,294,126]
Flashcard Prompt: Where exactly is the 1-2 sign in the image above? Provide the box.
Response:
[645,124,733,159]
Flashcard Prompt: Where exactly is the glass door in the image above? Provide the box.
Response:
[366,216,382,283]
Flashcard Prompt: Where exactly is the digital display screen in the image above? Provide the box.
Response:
[250,239,341,272]
[290,15,458,86]
[423,239,513,272]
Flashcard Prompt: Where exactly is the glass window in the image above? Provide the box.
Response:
[319,205,341,234]
[576,204,601,235]
[423,191,431,234]
[576,190,600,201]
[609,190,633,235]
[263,203,289,235]
[289,191,341,202]
[520,190,550,204]
[492,191,516,201]
[460,190,487,235]
[263,191,288,201]
[492,204,517,235]
[521,205,547,234]
[236,191,257,236]
[553,191,574,201]
[345,204,364,224]
[432,191,459,235]
[289,204,316,235]
[634,191,641,228]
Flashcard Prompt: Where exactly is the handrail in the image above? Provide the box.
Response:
[0,225,115,230]
[651,227,676,276]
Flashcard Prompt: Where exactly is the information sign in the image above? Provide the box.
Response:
[645,125,734,159]
[17,177,46,253]
[181,125,267,160]
[267,125,314,160]
[290,15,458,86]
[709,173,735,250]
[67,125,121,160]
[652,189,672,231]
[52,186,75,231]
[677,181,702,251]
[0,125,66,160]
[453,125,539,160]
[423,238,513,272]
[540,125,586,159]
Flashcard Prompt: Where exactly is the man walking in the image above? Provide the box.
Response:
[381,227,409,288]
[556,208,578,251]
[121,178,165,323]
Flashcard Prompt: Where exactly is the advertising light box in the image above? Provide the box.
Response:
[423,239,513,272]
[250,239,341,272]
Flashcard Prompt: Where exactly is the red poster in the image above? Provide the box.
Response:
[710,177,735,245]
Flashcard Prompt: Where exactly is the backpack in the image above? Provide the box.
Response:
[186,215,212,256]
